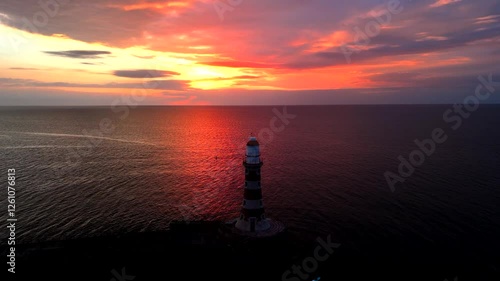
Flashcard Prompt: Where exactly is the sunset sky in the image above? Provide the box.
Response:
[0,0,499,105]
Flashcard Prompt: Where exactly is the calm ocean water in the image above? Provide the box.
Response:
[1,105,499,268]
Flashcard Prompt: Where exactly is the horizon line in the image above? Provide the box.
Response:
[1,103,500,108]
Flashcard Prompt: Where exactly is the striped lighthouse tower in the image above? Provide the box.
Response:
[235,136,271,232]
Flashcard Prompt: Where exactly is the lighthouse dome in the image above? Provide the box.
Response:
[247,136,259,146]
[246,137,261,164]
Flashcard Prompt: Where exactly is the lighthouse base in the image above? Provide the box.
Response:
[235,217,270,232]
[233,218,285,237]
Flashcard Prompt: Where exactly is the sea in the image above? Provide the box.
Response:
[1,105,499,277]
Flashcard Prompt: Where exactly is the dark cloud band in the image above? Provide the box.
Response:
[113,69,180,78]
[43,50,112,59]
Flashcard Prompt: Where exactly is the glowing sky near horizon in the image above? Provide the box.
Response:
[0,0,499,105]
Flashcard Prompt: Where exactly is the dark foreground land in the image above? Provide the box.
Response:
[3,221,500,281]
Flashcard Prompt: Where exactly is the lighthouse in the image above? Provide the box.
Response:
[235,136,271,232]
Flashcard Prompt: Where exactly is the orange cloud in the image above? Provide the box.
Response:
[430,0,461,8]
[307,30,352,53]
[200,61,282,69]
